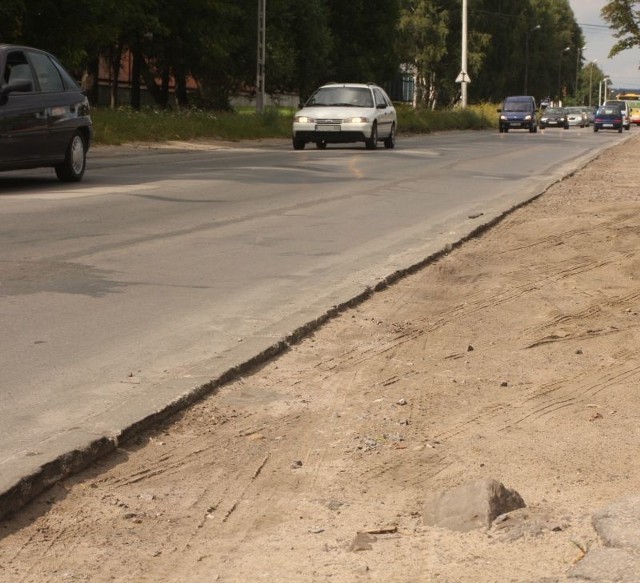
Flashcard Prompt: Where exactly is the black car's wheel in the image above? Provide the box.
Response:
[594,126,598,132]
[316,140,327,149]
[619,126,623,133]
[365,123,378,149]
[383,123,396,148]
[55,131,86,182]
[292,137,305,150]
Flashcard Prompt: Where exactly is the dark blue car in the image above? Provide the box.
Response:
[593,106,623,133]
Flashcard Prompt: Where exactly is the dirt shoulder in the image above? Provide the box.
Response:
[2,136,640,582]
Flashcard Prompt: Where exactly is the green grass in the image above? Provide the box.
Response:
[91,104,497,146]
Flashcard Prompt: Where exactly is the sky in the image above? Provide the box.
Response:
[569,0,640,90]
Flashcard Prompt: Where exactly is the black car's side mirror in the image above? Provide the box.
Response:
[0,79,33,98]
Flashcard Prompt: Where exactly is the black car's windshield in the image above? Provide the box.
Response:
[306,87,374,108]
[546,108,564,115]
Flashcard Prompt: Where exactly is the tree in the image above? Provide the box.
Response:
[396,0,450,108]
[602,0,640,57]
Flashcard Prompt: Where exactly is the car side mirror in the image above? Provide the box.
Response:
[1,79,33,98]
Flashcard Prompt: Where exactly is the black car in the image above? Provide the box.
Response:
[539,107,569,129]
[593,105,624,133]
[0,44,92,181]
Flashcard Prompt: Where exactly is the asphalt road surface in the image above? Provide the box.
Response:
[0,128,631,516]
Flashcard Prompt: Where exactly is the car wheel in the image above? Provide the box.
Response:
[594,126,598,132]
[292,137,305,150]
[55,131,86,182]
[619,127,623,133]
[383,124,396,148]
[316,141,327,149]
[365,123,378,149]
[564,124,569,129]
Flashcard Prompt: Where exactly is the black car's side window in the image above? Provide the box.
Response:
[28,50,65,92]
[4,52,36,90]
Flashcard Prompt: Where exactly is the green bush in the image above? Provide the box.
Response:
[91,103,499,146]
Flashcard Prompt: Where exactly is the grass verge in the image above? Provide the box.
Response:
[91,104,498,146]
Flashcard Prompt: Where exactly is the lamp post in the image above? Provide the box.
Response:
[255,0,266,113]
[524,24,541,94]
[588,60,597,106]
[575,45,586,101]
[598,76,610,105]
[558,46,570,104]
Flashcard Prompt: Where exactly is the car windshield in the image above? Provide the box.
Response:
[306,86,374,107]
[566,107,583,113]
[546,108,564,114]
[503,101,531,112]
[599,107,620,115]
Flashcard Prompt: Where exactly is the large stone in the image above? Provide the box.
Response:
[423,478,526,532]
[592,495,640,552]
[568,547,640,583]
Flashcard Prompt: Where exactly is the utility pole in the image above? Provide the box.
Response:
[256,0,266,113]
[461,0,468,107]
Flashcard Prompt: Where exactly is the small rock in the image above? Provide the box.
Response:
[291,460,303,469]
[396,398,407,406]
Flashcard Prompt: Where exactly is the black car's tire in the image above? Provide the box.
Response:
[316,140,327,149]
[55,132,86,182]
[594,126,598,132]
[365,123,378,149]
[564,124,569,129]
[292,137,305,150]
[383,124,396,148]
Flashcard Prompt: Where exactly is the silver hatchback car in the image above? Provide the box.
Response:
[292,82,396,150]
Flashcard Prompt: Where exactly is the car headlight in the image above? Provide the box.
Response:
[344,116,370,123]
[294,115,315,123]
[524,115,532,121]
[541,117,548,122]
[500,115,507,120]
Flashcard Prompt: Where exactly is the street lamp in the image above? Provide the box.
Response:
[575,45,586,101]
[588,60,597,106]
[524,24,541,94]
[598,76,610,105]
[255,0,266,113]
[558,46,570,103]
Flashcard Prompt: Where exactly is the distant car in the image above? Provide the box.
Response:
[585,106,598,125]
[565,107,588,127]
[291,82,397,150]
[593,105,624,133]
[539,107,569,129]
[497,95,538,133]
[602,100,631,130]
[0,44,92,181]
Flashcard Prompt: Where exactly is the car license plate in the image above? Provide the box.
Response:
[317,124,341,131]
[603,123,613,128]
[549,121,557,125]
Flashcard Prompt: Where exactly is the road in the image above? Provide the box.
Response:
[0,128,631,516]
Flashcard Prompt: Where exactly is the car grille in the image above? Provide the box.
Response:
[316,119,342,125]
